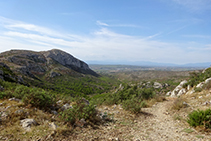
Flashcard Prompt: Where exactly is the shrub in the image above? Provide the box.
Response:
[139,88,155,100]
[204,81,211,90]
[22,88,55,110]
[0,92,7,99]
[122,98,141,114]
[171,98,187,111]
[187,109,211,129]
[13,85,31,99]
[60,98,97,124]
[0,90,13,99]
[194,87,202,92]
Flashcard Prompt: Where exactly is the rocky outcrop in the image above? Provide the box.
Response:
[169,80,187,97]
[0,49,98,78]
[153,82,163,89]
[0,62,25,84]
[20,119,38,131]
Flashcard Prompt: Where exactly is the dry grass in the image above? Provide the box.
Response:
[146,95,166,107]
[171,97,188,111]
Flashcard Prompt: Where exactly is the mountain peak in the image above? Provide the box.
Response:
[0,49,98,78]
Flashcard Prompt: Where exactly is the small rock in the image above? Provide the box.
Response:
[202,101,211,106]
[0,112,8,119]
[75,118,86,127]
[9,97,21,102]
[20,119,38,131]
[56,100,62,105]
[82,98,89,105]
[199,96,203,99]
[15,109,24,114]
[51,110,58,115]
[0,102,4,106]
[183,102,189,107]
[61,103,72,111]
[166,91,171,96]
[49,122,57,130]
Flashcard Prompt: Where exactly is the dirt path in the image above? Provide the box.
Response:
[131,98,210,141]
[68,98,211,141]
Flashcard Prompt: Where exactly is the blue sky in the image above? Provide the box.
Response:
[0,0,210,65]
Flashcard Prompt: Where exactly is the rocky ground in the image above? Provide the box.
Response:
[2,94,211,141]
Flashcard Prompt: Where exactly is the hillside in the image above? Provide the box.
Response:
[0,49,98,78]
[0,49,211,140]
[0,49,118,96]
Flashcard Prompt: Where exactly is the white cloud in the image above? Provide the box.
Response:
[96,21,109,26]
[0,16,210,64]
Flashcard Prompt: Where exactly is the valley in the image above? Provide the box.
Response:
[0,49,211,141]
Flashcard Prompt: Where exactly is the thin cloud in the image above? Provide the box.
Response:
[172,0,211,12]
[0,16,210,64]
[96,21,109,26]
[96,20,145,29]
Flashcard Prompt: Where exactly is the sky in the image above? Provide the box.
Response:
[0,0,210,65]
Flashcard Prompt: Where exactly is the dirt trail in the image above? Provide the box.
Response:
[69,98,211,141]
[132,98,210,141]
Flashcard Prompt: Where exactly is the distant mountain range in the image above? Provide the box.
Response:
[87,61,211,68]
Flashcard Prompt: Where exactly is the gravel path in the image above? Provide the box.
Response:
[132,98,210,141]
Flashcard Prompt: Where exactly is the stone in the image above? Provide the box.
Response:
[177,88,186,96]
[166,91,171,96]
[15,109,24,114]
[56,100,62,105]
[9,97,21,102]
[75,118,86,127]
[20,119,38,131]
[61,103,73,111]
[153,82,163,89]
[205,78,211,84]
[179,80,188,87]
[0,112,8,119]
[49,122,57,130]
[196,82,204,88]
[202,101,211,106]
[183,102,189,107]
[199,96,203,99]
[51,110,58,115]
[50,71,61,78]
[187,85,191,91]
[82,98,89,105]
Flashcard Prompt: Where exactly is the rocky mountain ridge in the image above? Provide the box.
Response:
[0,49,98,79]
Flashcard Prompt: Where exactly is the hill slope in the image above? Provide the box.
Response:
[0,49,98,78]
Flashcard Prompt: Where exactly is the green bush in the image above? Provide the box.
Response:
[194,87,202,92]
[122,98,141,114]
[22,88,55,110]
[13,85,31,99]
[139,88,155,100]
[187,109,211,129]
[187,68,211,87]
[60,98,97,124]
[0,92,7,99]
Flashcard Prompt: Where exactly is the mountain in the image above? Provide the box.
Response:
[0,49,98,79]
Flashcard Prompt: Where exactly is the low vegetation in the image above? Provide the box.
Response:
[187,109,211,129]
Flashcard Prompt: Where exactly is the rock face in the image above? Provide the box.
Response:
[153,82,163,89]
[170,80,187,97]
[0,49,98,78]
